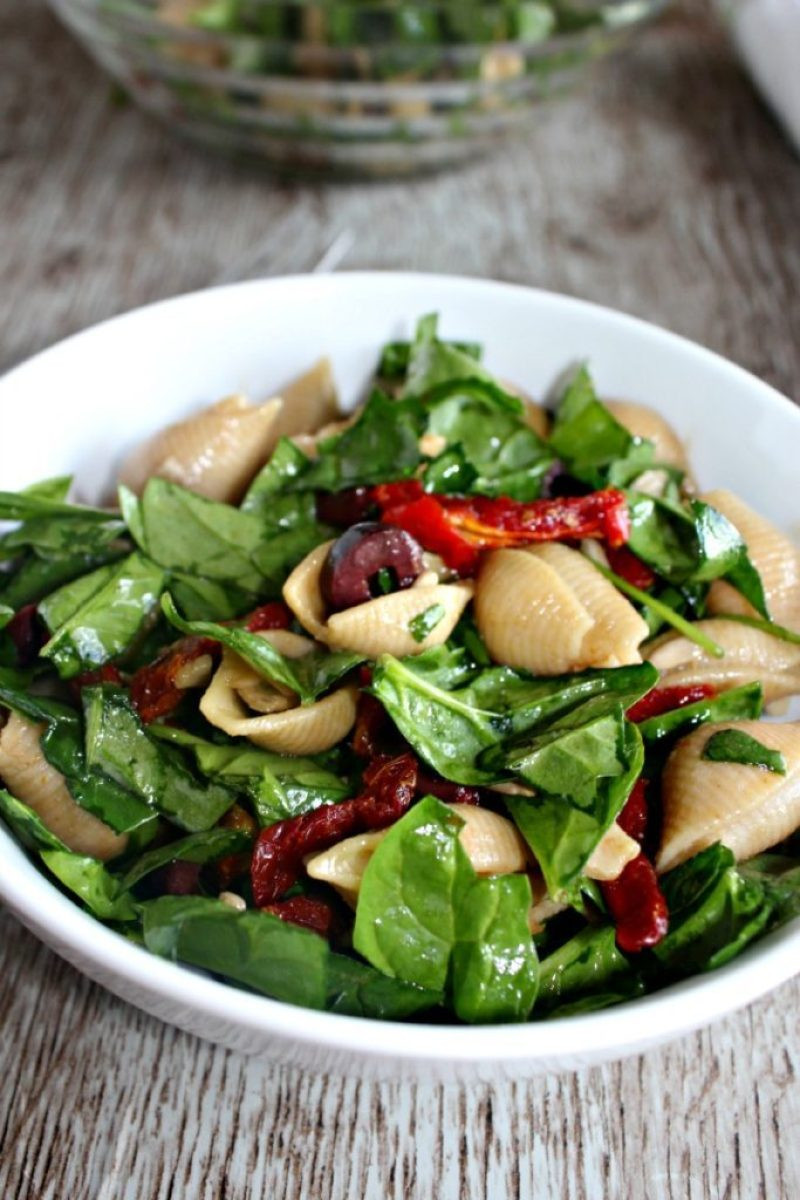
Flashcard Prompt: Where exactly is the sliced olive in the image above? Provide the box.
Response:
[321,522,424,612]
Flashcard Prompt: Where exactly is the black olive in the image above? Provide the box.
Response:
[320,522,424,612]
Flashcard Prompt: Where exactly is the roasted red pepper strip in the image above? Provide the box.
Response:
[605,545,655,590]
[244,602,292,632]
[373,482,630,574]
[263,896,337,938]
[130,635,219,724]
[251,752,418,906]
[626,683,717,724]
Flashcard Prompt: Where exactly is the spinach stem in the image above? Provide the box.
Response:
[589,559,726,659]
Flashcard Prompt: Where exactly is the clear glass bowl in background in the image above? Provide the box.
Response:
[50,0,667,177]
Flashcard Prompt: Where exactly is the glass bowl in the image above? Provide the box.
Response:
[50,0,667,177]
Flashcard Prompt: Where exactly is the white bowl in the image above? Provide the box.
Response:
[1,272,798,1082]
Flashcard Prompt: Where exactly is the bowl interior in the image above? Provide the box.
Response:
[1,272,798,1075]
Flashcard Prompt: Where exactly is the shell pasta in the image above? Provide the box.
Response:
[1,314,798,1026]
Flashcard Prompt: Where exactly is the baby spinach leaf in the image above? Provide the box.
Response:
[142,896,438,1017]
[402,313,499,399]
[451,873,538,1023]
[0,787,70,852]
[536,924,643,1014]
[739,853,800,925]
[504,718,644,897]
[371,655,506,785]
[637,682,763,749]
[421,445,478,494]
[292,390,423,492]
[702,729,786,775]
[653,844,775,975]
[354,796,537,1021]
[0,480,113,523]
[134,479,269,594]
[121,828,252,889]
[39,552,165,679]
[378,332,482,383]
[241,438,314,511]
[627,495,769,618]
[592,559,725,658]
[0,605,12,630]
[83,685,237,831]
[549,366,651,486]
[168,572,254,622]
[40,850,138,921]
[354,797,473,992]
[161,593,363,704]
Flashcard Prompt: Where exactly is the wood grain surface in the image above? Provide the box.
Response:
[1,1,799,1197]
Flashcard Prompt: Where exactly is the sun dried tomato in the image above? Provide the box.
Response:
[351,692,395,758]
[626,683,717,724]
[251,752,418,906]
[372,482,631,574]
[316,486,375,528]
[263,896,337,939]
[616,777,649,846]
[416,771,481,806]
[216,804,258,888]
[70,664,124,698]
[130,636,219,724]
[602,854,669,954]
[605,544,655,590]
[244,602,292,632]
[5,604,43,666]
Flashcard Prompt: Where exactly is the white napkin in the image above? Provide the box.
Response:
[724,0,800,154]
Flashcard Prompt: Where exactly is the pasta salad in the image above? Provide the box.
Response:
[1,315,799,1025]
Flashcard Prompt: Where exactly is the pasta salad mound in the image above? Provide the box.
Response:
[1,315,799,1024]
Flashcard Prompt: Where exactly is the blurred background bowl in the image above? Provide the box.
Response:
[50,0,667,178]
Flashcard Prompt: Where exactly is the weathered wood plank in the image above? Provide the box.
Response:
[1,0,800,1196]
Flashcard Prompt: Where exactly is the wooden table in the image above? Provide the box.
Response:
[2,2,799,1196]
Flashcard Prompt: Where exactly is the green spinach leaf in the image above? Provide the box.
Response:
[702,729,786,775]
[537,924,643,1014]
[451,872,538,1023]
[40,850,138,920]
[121,828,252,889]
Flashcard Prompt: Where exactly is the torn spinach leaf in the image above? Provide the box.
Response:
[161,593,363,704]
[702,728,786,775]
[451,872,538,1023]
[0,479,113,523]
[121,828,252,889]
[408,604,446,643]
[39,552,165,679]
[549,366,653,486]
[378,332,482,383]
[354,796,537,1021]
[636,683,763,749]
[504,717,644,898]
[653,844,775,975]
[142,895,438,1017]
[402,313,499,399]
[537,924,643,1014]
[40,850,138,921]
[83,685,237,831]
[0,787,70,852]
[627,494,769,618]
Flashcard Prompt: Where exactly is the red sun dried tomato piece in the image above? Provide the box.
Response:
[601,854,669,954]
[263,896,337,939]
[5,604,43,666]
[70,664,124,698]
[605,544,655,590]
[316,486,375,528]
[244,602,292,632]
[130,635,219,724]
[616,777,649,846]
[416,771,481,806]
[626,683,717,724]
[251,752,418,906]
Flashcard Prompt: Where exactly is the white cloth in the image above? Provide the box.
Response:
[724,0,800,154]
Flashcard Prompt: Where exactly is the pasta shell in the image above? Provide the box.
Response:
[527,874,568,933]
[200,650,358,755]
[283,541,473,657]
[325,581,473,658]
[172,654,214,691]
[118,394,283,502]
[605,400,689,471]
[304,804,529,907]
[701,489,800,631]
[658,720,800,871]
[646,619,800,704]
[0,713,127,861]
[271,358,340,439]
[583,822,640,881]
[475,544,647,674]
[282,542,332,642]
